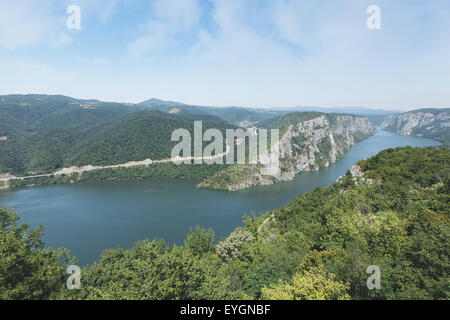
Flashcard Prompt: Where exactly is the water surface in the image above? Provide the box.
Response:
[0,130,440,265]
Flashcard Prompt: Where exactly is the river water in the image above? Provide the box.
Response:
[0,129,440,265]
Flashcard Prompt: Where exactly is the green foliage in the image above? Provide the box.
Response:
[184,226,215,256]
[61,240,205,300]
[261,264,350,300]
[0,208,75,300]
[261,112,324,136]
[140,99,286,125]
[216,229,254,261]
[359,146,449,188]
[317,136,332,156]
[4,163,229,191]
[0,95,234,176]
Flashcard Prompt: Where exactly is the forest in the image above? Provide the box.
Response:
[0,95,235,176]
[1,146,448,300]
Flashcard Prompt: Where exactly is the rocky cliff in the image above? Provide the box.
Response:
[199,113,376,191]
[382,108,449,146]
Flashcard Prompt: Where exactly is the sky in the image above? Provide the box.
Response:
[0,0,449,110]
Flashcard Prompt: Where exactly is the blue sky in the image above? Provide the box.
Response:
[0,0,449,110]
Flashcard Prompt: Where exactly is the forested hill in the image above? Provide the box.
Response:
[64,111,234,167]
[1,147,448,300]
[0,95,235,175]
[139,98,286,126]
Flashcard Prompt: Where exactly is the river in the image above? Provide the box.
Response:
[0,129,440,265]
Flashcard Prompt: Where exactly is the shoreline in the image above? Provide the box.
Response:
[0,145,232,184]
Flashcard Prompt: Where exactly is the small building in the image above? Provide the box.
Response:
[0,136,7,141]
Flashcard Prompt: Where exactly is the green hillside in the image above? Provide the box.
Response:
[140,99,285,125]
[0,95,235,175]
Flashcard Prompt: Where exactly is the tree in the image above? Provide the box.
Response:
[0,208,74,300]
[184,226,215,256]
[261,265,350,300]
[216,229,253,261]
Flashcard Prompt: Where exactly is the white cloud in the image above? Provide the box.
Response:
[51,31,73,47]
[99,0,119,23]
[127,20,177,58]
[270,0,306,46]
[0,59,79,95]
[65,0,132,23]
[127,0,201,57]
[0,0,127,50]
[92,57,110,65]
[153,0,201,28]
[0,0,62,50]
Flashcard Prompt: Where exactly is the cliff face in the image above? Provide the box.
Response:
[382,110,449,136]
[382,109,449,146]
[275,115,375,181]
[199,114,376,191]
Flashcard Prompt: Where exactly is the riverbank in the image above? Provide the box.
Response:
[0,145,232,191]
[1,162,229,192]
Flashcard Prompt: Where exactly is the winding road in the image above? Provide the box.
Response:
[0,145,232,183]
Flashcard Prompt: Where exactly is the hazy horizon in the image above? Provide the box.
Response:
[3,92,450,113]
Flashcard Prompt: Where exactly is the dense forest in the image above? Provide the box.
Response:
[1,147,448,300]
[0,95,235,175]
[140,98,287,125]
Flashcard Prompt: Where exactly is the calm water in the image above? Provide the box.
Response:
[0,129,440,265]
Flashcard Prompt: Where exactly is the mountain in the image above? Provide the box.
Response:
[139,98,286,126]
[381,108,450,147]
[0,95,137,134]
[0,95,235,175]
[199,112,376,190]
[0,95,135,174]
[140,98,187,107]
[269,107,401,126]
[140,98,404,127]
[281,106,400,115]
[66,111,225,167]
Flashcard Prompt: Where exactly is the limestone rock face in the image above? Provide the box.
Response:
[274,115,376,183]
[382,110,449,138]
[201,114,376,191]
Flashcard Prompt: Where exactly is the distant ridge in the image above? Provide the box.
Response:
[140,98,187,107]
[139,98,404,115]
